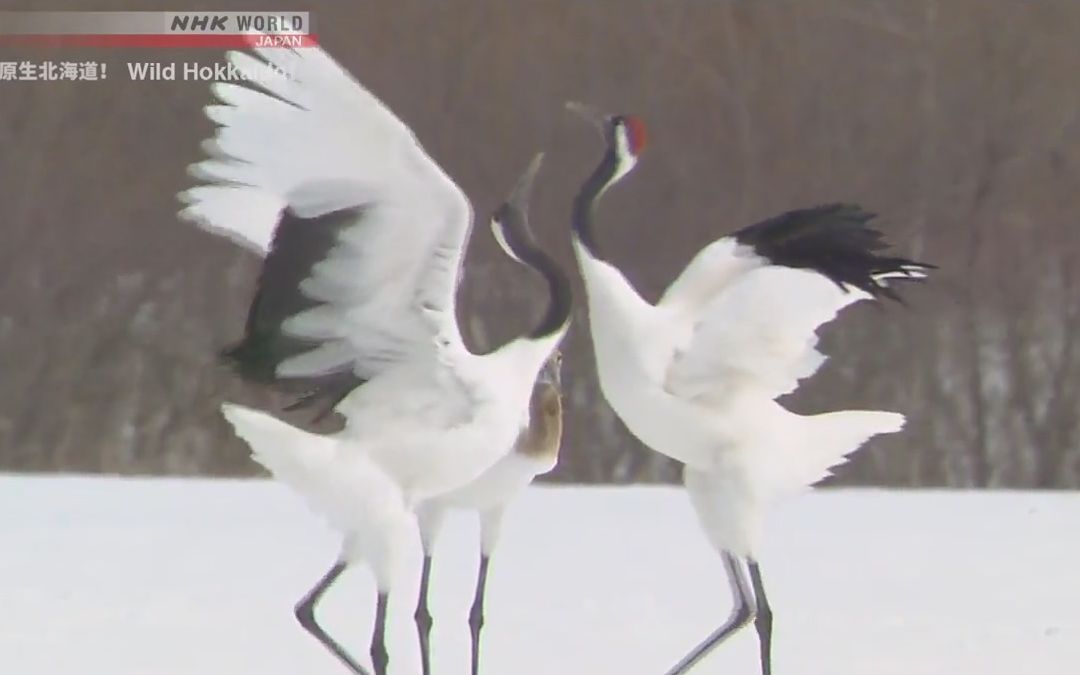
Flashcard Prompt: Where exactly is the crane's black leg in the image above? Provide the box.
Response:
[748,560,773,675]
[414,555,434,675]
[468,554,492,675]
[371,592,390,675]
[294,561,371,675]
[663,552,755,675]
[412,552,434,673]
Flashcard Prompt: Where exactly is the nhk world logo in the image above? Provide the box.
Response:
[168,13,309,47]
[0,11,316,48]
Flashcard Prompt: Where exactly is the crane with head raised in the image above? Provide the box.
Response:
[178,42,571,675]
[564,102,932,675]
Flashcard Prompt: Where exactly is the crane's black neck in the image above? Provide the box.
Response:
[571,148,619,262]
[497,205,572,340]
[520,241,572,339]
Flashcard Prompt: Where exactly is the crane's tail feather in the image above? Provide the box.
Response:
[221,403,412,577]
[221,403,336,493]
[781,409,905,491]
[221,403,405,536]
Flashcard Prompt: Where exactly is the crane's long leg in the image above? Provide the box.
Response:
[748,560,773,675]
[294,561,371,675]
[663,552,755,675]
[371,592,390,675]
[414,554,434,675]
[468,554,492,675]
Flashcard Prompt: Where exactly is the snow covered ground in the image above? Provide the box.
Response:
[0,475,1076,674]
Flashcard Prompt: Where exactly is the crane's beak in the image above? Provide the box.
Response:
[508,152,544,215]
[496,152,544,248]
[565,101,607,132]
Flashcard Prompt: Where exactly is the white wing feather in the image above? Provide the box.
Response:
[179,45,474,380]
[664,265,871,404]
[658,238,761,310]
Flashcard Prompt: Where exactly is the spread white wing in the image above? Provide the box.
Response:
[664,264,870,405]
[178,45,475,395]
[662,205,929,405]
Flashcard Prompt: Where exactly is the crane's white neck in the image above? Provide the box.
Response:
[609,126,639,189]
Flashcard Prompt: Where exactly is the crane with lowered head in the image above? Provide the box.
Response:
[413,349,564,675]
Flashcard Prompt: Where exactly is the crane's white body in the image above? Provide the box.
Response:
[218,347,554,584]
[326,342,556,502]
[573,238,903,559]
[417,444,557,555]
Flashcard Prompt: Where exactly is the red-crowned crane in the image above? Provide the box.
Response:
[413,349,563,675]
[177,42,571,675]
[565,103,932,675]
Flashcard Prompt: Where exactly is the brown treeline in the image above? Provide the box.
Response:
[1,1,1078,488]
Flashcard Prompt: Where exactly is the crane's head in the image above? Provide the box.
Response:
[537,348,563,389]
[537,382,562,428]
[535,349,563,437]
[490,152,544,266]
[520,353,564,461]
[566,101,648,186]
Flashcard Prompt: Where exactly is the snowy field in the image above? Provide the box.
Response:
[0,475,1076,674]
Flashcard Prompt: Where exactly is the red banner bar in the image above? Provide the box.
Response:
[0,34,319,48]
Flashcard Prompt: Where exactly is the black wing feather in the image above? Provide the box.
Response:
[734,203,935,301]
[222,205,367,418]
